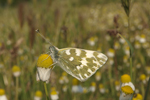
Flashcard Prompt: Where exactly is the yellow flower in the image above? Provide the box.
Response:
[35,90,42,97]
[133,93,143,100]
[62,72,67,76]
[50,87,59,100]
[89,82,96,92]
[99,84,105,94]
[0,89,7,100]
[107,48,115,58]
[0,89,5,96]
[115,81,120,91]
[37,54,53,68]
[140,74,146,84]
[114,42,120,49]
[95,72,101,81]
[72,78,79,85]
[36,54,54,82]
[140,74,146,80]
[121,74,131,83]
[121,86,134,94]
[139,34,146,43]
[12,65,21,77]
[12,65,20,72]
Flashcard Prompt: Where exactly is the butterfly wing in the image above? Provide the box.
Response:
[58,48,108,82]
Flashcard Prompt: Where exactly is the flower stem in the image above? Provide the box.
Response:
[144,77,150,100]
[15,77,18,100]
[43,82,49,100]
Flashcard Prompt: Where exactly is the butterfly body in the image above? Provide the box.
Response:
[49,46,108,82]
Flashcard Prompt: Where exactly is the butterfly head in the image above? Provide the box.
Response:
[49,46,59,61]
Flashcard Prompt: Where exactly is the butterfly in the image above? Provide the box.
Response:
[36,29,108,82]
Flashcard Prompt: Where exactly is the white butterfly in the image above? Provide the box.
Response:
[36,30,108,82]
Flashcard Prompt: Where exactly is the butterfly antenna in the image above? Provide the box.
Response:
[35,29,53,46]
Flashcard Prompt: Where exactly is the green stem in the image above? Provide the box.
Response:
[118,33,133,82]
[43,82,49,100]
[144,77,150,100]
[15,77,18,100]
[141,83,145,97]
[130,57,133,82]
[108,66,115,97]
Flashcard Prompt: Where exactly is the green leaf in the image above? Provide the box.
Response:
[118,34,134,57]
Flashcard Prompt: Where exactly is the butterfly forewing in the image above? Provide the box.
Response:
[58,48,107,82]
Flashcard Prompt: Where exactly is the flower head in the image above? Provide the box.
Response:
[34,90,42,100]
[120,74,135,100]
[107,48,115,58]
[115,81,120,91]
[36,54,54,82]
[89,82,96,92]
[12,65,21,77]
[87,36,98,46]
[121,74,131,83]
[133,93,143,100]
[140,74,146,84]
[139,34,146,43]
[50,87,59,100]
[37,54,53,68]
[0,89,7,100]
[99,84,105,94]
[95,72,101,81]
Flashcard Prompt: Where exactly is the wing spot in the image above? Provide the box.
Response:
[93,60,100,66]
[92,66,98,69]
[85,50,94,58]
[80,65,84,68]
[84,74,88,77]
[75,49,81,56]
[65,49,71,55]
[100,60,105,64]
[80,58,88,66]
[77,66,81,70]
[69,57,74,61]
[88,69,93,74]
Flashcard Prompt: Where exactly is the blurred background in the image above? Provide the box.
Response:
[0,0,150,100]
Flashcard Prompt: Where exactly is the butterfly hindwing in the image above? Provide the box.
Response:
[58,48,107,82]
